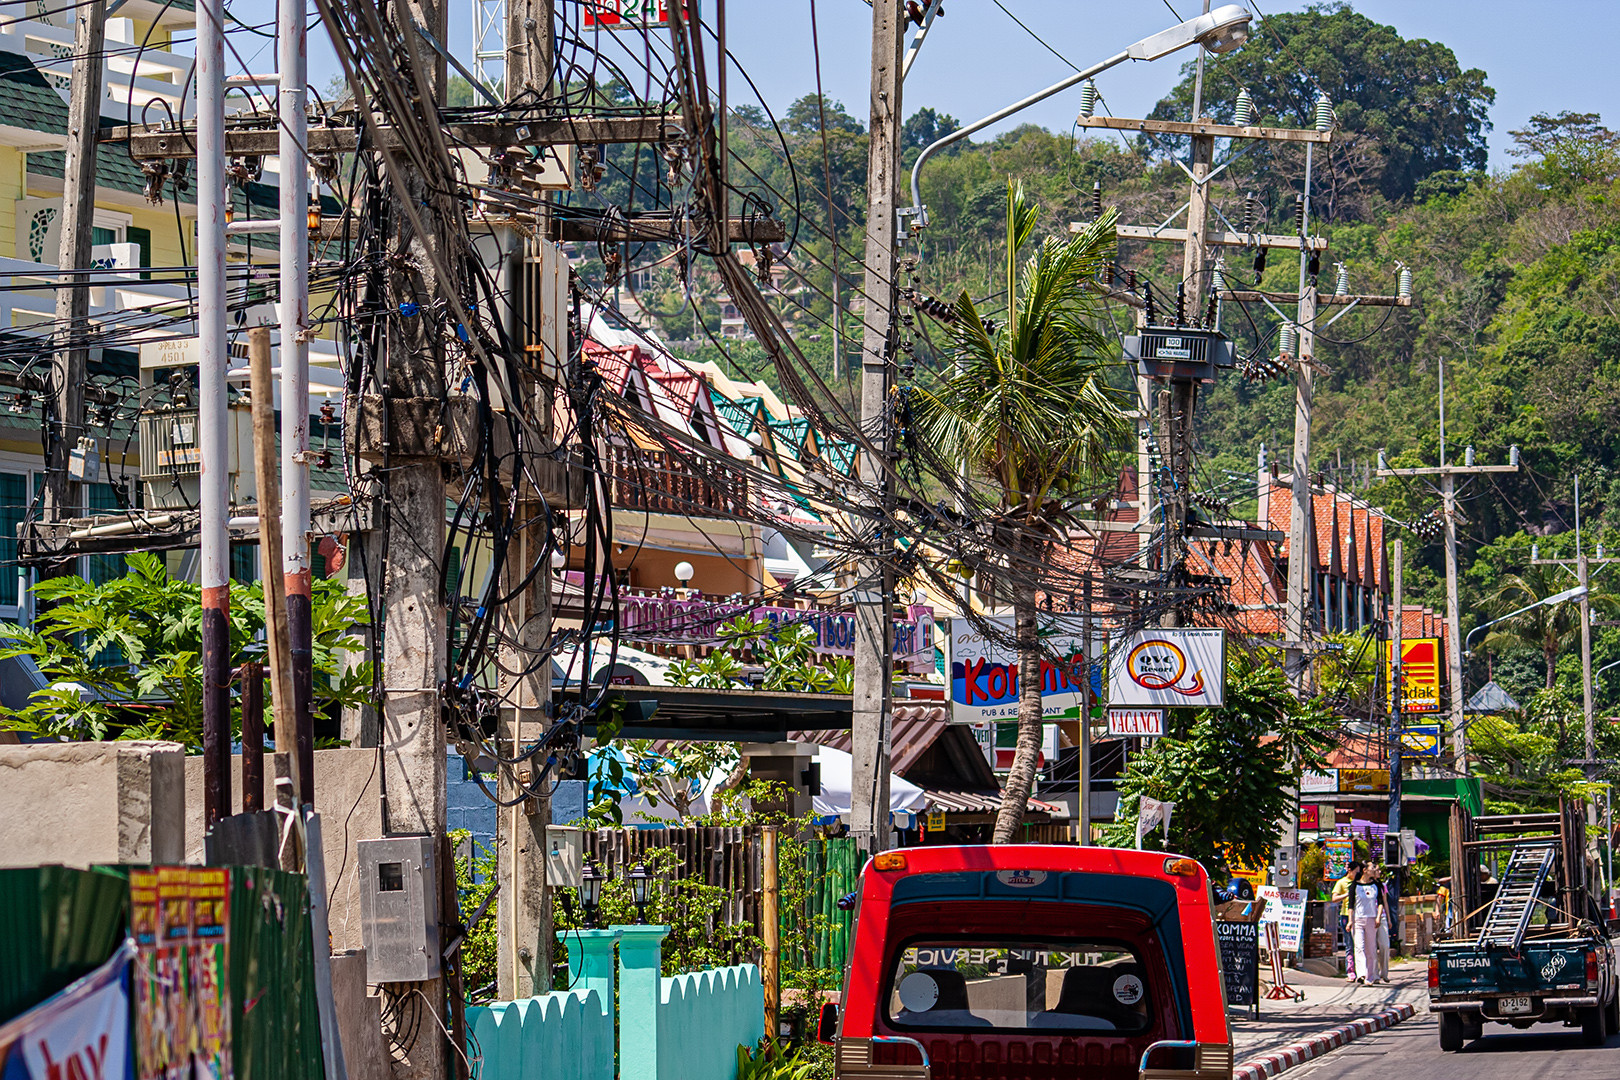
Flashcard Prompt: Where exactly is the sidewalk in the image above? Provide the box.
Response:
[1229,960,1429,1063]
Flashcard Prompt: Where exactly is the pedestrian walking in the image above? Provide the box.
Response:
[1350,863,1385,985]
[1371,863,1392,981]
[1332,860,1363,980]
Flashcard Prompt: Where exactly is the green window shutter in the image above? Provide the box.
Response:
[127,225,152,280]
[0,473,26,607]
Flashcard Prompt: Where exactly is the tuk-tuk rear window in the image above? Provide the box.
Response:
[884,939,1154,1034]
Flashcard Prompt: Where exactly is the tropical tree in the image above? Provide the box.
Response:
[915,181,1131,843]
[1480,563,1611,689]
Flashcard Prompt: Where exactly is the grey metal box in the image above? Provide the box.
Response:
[358,835,441,984]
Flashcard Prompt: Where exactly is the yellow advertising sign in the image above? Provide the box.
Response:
[1340,768,1390,793]
[1387,638,1441,713]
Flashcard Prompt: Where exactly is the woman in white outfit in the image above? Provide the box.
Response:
[1350,864,1386,985]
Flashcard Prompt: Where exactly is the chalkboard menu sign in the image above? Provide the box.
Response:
[1216,919,1259,1011]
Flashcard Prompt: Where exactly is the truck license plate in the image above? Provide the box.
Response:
[1500,997,1532,1015]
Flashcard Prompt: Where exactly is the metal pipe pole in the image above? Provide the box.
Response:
[280,0,315,806]
[1443,470,1466,772]
[197,0,232,827]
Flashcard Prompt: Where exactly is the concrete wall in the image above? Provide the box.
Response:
[0,740,186,867]
[183,746,383,952]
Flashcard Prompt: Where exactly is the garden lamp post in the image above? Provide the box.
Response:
[627,862,654,924]
[579,856,605,929]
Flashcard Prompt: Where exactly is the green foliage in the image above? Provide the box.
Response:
[665,617,852,694]
[735,1040,816,1080]
[1468,687,1615,811]
[451,830,499,1002]
[1298,842,1328,896]
[1103,664,1338,873]
[0,553,372,747]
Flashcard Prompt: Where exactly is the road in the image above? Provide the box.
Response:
[1289,1010,1620,1079]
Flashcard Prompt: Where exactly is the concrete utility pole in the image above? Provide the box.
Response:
[381,1,449,1074]
[197,0,233,827]
[849,0,904,856]
[1284,143,1319,692]
[44,0,106,537]
[494,0,554,1004]
[1377,363,1518,775]
[1388,538,1404,927]
[1530,476,1618,823]
[280,0,315,805]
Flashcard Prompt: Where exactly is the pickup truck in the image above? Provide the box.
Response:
[815,845,1233,1080]
[1428,800,1620,1051]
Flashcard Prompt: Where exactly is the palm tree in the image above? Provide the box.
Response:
[1480,563,1612,689]
[915,181,1131,843]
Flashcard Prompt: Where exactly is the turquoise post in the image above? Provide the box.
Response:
[567,928,621,1005]
[615,925,669,1080]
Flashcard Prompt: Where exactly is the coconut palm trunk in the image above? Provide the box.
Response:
[994,541,1046,842]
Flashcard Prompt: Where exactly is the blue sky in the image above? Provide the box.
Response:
[283,1,1620,172]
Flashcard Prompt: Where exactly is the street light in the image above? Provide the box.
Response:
[906,4,1253,230]
[1463,584,1589,658]
[578,856,606,929]
[626,862,654,924]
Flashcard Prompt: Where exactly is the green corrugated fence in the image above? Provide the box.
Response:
[0,865,131,1024]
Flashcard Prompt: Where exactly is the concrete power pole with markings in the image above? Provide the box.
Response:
[1377,364,1518,774]
[849,0,904,856]
[44,0,106,538]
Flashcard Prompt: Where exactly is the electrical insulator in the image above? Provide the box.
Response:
[1531,542,1540,561]
[1126,268,1138,293]
[1211,257,1227,296]
[1314,92,1335,132]
[1307,252,1321,278]
[1091,180,1103,220]
[1205,293,1218,328]
[1335,262,1350,295]
[1378,449,1388,471]
[1398,262,1413,299]
[1465,445,1475,467]
[1241,191,1259,232]
[1079,79,1099,119]
[1253,247,1267,275]
[1510,444,1520,467]
[1233,87,1255,127]
[1279,323,1297,356]
[1294,194,1306,233]
[1175,282,1186,326]
[1144,285,1157,325]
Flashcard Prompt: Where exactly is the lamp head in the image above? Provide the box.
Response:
[1197,4,1252,54]
[627,862,653,920]
[579,856,605,926]
[674,561,695,585]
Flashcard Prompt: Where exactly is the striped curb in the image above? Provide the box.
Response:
[1233,1002,1418,1080]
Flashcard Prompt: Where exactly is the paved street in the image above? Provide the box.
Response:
[1230,962,1429,1062]
[1285,1009,1620,1079]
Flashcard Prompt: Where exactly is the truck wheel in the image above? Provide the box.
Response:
[1581,1003,1607,1047]
[1462,1014,1483,1041]
[1439,1011,1464,1052]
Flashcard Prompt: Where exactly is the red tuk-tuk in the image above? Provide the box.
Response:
[817,845,1232,1080]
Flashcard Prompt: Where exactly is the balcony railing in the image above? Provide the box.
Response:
[603,443,747,519]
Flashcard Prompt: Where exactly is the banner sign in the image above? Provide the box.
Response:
[134,867,231,1080]
[1300,769,1338,794]
[1325,839,1354,881]
[1299,805,1319,831]
[1107,707,1165,737]
[947,617,1105,723]
[1134,797,1176,850]
[1399,724,1443,758]
[617,595,936,673]
[1257,886,1309,952]
[0,941,134,1080]
[1388,638,1441,712]
[1108,629,1226,707]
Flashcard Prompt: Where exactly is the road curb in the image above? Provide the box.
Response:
[1232,1003,1418,1080]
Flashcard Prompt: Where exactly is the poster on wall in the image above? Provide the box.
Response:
[1325,839,1354,882]
[947,617,1106,724]
[1107,628,1227,708]
[1387,638,1441,712]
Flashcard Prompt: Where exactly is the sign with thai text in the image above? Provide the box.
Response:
[1108,628,1226,707]
[1388,638,1441,712]
[1107,707,1165,737]
[582,0,677,28]
[1399,724,1443,757]
[947,617,1105,723]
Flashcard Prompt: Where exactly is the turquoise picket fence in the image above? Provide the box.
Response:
[656,966,765,1080]
[467,990,613,1080]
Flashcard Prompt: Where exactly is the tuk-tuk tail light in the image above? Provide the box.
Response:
[1163,857,1200,877]
[873,852,908,871]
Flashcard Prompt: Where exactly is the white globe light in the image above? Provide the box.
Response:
[674,561,695,584]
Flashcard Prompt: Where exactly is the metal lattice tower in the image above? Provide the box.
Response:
[472,0,505,90]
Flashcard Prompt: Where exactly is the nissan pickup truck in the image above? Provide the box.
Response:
[816,845,1233,1080]
[1428,800,1619,1050]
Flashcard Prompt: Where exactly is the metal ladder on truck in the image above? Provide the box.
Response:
[1475,841,1558,951]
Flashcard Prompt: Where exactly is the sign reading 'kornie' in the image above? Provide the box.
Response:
[1106,707,1166,737]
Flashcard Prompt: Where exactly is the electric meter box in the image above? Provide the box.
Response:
[358,836,440,983]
